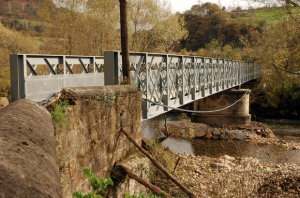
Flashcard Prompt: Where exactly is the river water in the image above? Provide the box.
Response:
[142,115,300,165]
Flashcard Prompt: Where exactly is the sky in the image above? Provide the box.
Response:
[169,0,263,13]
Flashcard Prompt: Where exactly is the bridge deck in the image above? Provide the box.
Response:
[10,51,260,119]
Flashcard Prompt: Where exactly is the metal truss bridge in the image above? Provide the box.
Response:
[10,51,260,119]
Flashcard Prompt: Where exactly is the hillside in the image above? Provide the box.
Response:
[0,0,41,19]
[230,6,299,24]
[0,0,47,36]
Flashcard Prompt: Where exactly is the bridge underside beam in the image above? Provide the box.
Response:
[192,89,251,126]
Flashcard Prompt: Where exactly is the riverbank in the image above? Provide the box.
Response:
[174,153,300,197]
[163,120,300,150]
[143,115,300,197]
[147,140,300,197]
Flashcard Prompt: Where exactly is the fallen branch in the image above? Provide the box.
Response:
[120,128,197,198]
[116,163,174,198]
[173,157,181,172]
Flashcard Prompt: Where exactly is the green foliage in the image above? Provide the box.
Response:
[249,11,300,117]
[72,168,114,198]
[254,7,289,24]
[124,191,162,198]
[194,39,242,60]
[51,102,68,127]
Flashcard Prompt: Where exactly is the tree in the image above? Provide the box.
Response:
[0,22,39,97]
[128,0,188,53]
[40,0,187,55]
[41,0,120,56]
[251,14,300,116]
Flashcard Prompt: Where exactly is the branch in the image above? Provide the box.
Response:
[120,127,198,198]
[271,63,300,76]
[116,163,174,198]
[285,3,300,29]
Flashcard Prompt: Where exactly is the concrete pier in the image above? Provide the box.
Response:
[192,89,251,126]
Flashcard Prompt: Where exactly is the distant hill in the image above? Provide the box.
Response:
[0,0,47,36]
[0,0,42,19]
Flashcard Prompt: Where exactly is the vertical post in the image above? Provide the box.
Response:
[216,59,220,91]
[203,57,206,97]
[104,51,120,85]
[192,57,196,100]
[179,56,184,104]
[162,55,169,111]
[63,55,66,87]
[10,54,25,101]
[119,0,130,82]
[142,53,149,119]
[92,57,96,73]
[210,58,213,94]
[222,59,225,90]
[238,61,240,84]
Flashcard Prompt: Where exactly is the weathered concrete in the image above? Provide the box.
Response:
[57,85,144,198]
[0,99,62,198]
[192,89,251,126]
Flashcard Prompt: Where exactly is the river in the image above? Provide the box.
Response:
[142,114,300,165]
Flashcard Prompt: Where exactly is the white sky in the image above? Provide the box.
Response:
[169,0,264,13]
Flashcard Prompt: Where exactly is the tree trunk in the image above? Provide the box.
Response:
[119,0,131,83]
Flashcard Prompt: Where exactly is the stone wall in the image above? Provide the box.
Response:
[192,89,251,125]
[56,85,144,198]
[0,99,62,198]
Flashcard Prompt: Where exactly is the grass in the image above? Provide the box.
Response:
[230,7,300,25]
[51,101,68,128]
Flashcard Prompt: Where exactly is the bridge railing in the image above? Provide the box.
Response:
[10,51,260,119]
[104,51,260,119]
[10,54,104,102]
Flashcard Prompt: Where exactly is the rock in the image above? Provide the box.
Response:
[211,162,231,171]
[0,97,9,109]
[212,129,221,135]
[222,155,236,161]
[220,133,228,140]
[0,100,62,198]
[194,128,206,138]
[265,128,275,138]
[218,155,235,166]
[225,130,248,140]
[212,135,220,140]
[242,157,259,166]
[194,123,208,128]
[256,129,261,135]
[219,129,226,134]
[206,130,212,139]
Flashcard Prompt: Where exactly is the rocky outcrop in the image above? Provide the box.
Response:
[0,99,62,198]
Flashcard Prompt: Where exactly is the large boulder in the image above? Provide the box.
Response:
[0,99,62,198]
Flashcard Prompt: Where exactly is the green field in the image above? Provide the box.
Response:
[231,7,300,25]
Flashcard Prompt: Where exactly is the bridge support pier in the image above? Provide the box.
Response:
[191,89,251,126]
